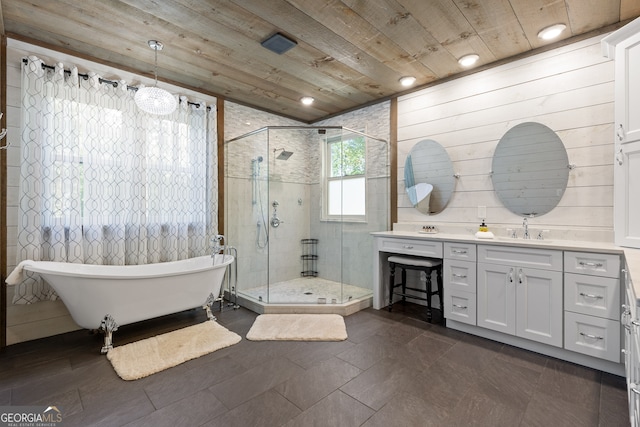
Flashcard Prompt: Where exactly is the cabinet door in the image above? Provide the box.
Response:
[614,139,640,248]
[477,263,516,335]
[615,30,640,144]
[516,267,563,347]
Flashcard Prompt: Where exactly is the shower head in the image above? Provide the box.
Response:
[274,148,293,160]
[252,156,263,163]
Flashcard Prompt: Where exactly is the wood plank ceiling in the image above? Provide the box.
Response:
[1,0,640,123]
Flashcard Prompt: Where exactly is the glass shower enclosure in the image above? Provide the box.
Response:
[224,126,389,311]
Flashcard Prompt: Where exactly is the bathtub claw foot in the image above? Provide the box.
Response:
[99,314,118,354]
[203,293,217,321]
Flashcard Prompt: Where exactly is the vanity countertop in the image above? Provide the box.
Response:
[372,230,640,301]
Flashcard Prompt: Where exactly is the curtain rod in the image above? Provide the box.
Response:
[21,58,209,109]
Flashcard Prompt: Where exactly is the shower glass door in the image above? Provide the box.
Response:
[225,126,388,308]
[224,128,270,305]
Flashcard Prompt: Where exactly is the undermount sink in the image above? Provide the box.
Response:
[485,236,554,244]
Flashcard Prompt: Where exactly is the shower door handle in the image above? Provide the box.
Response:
[270,216,284,228]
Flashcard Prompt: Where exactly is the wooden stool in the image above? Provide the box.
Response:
[387,255,443,323]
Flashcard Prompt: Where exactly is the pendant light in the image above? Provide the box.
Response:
[135,40,177,115]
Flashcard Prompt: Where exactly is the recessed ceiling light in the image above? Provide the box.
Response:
[458,54,480,67]
[399,76,416,87]
[537,24,566,40]
[300,96,314,105]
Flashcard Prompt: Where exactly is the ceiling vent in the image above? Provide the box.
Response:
[261,32,297,54]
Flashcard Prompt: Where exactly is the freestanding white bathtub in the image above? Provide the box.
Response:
[22,254,234,353]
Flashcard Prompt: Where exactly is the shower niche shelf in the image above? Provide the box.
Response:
[301,238,318,277]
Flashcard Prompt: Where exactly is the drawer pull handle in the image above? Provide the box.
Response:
[452,304,468,309]
[579,332,604,340]
[579,292,603,300]
[452,273,467,278]
[402,245,414,249]
[452,249,467,254]
[578,261,603,268]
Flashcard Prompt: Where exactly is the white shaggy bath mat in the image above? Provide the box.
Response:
[106,321,241,381]
[246,314,347,341]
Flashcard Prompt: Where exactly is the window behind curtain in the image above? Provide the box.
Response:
[18,58,216,270]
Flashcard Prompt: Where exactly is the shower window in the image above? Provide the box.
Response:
[323,133,366,221]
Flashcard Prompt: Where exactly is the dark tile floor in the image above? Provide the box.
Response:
[0,302,631,426]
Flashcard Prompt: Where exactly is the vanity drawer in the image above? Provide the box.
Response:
[564,311,621,363]
[444,242,476,262]
[478,245,562,271]
[564,273,621,320]
[564,252,620,278]
[378,238,443,258]
[443,289,476,326]
[444,259,477,293]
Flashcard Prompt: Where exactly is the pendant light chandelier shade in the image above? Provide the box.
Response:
[135,40,177,115]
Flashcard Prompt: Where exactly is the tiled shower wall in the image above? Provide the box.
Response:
[314,103,391,289]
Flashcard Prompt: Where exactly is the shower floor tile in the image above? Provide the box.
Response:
[239,277,372,304]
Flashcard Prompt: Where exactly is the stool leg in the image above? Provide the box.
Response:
[388,262,396,311]
[401,267,407,304]
[437,267,443,323]
[425,270,433,323]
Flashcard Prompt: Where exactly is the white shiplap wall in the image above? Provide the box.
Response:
[397,34,615,241]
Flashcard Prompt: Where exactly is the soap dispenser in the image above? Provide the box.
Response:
[475,219,494,239]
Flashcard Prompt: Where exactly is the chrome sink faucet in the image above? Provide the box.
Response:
[522,218,530,239]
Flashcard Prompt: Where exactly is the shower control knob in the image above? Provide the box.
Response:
[270,217,284,228]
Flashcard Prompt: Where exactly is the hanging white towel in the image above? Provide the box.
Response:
[5,260,33,285]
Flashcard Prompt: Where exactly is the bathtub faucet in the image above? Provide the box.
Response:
[211,235,225,257]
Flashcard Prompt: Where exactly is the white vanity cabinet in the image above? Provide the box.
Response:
[477,245,563,347]
[603,19,640,248]
[563,251,621,362]
[614,140,640,248]
[609,29,640,144]
[373,232,625,376]
[622,260,640,427]
[443,242,477,325]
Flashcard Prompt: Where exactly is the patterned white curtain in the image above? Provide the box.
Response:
[13,56,217,304]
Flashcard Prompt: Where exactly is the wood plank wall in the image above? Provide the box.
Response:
[1,36,7,349]
[396,34,615,241]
